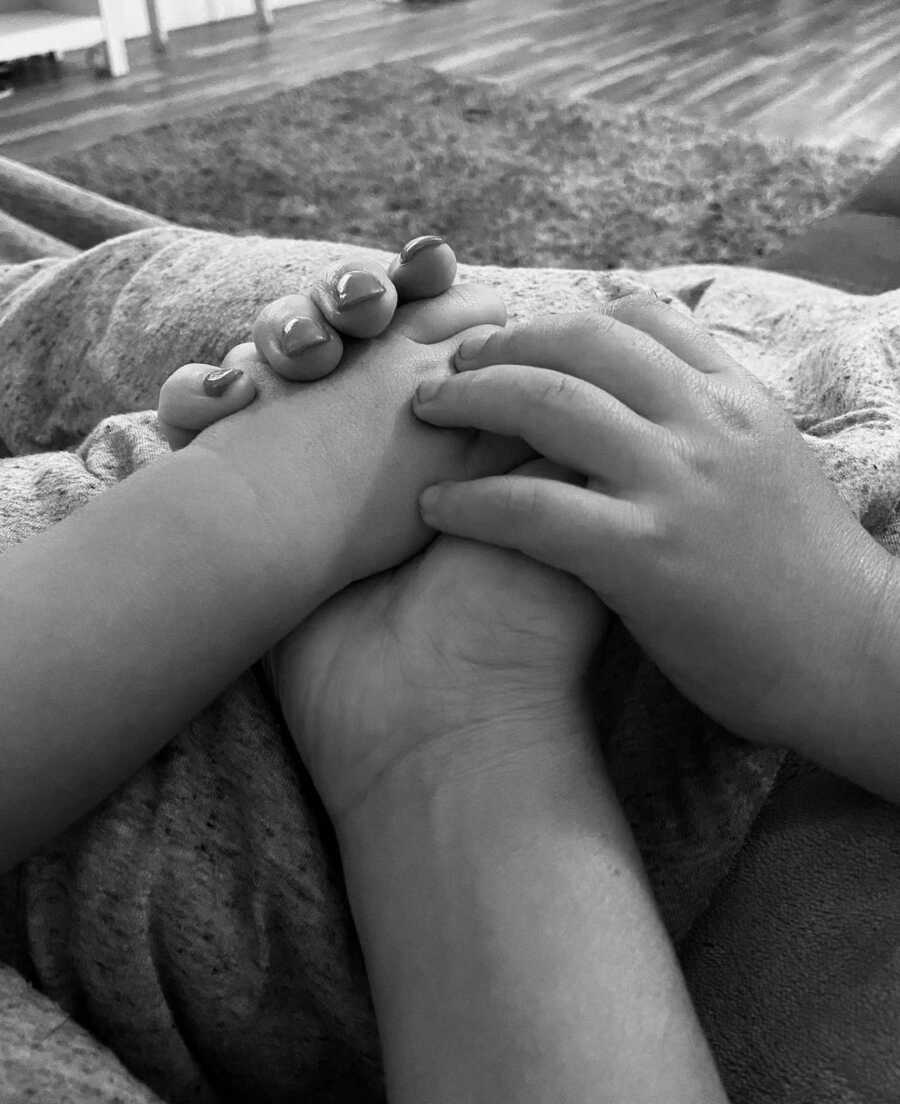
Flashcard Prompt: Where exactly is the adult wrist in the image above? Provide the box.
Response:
[336,702,727,1104]
[336,696,596,844]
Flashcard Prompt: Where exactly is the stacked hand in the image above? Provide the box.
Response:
[411,300,895,763]
[158,235,894,1104]
[161,238,605,823]
[163,238,898,816]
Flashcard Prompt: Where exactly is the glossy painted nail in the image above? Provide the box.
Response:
[334,271,386,312]
[203,367,243,397]
[399,234,446,264]
[281,316,331,357]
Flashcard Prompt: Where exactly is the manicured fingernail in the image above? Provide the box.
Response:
[454,335,488,366]
[419,485,441,513]
[416,379,442,404]
[203,367,243,397]
[334,271,386,312]
[400,235,445,264]
[280,316,331,357]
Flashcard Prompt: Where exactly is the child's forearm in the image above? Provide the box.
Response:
[0,447,340,871]
[338,715,728,1104]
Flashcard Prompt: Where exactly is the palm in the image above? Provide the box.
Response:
[270,533,606,821]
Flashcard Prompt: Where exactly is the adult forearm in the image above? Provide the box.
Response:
[0,447,336,870]
[338,716,728,1104]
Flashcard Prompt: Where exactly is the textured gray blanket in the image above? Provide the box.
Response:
[1,228,899,1103]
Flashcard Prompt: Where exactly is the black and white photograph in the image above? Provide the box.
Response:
[0,2,898,1101]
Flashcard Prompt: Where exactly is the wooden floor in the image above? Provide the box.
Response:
[0,0,898,165]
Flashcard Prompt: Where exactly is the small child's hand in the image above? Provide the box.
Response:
[270,457,607,824]
[411,295,895,754]
[157,234,458,450]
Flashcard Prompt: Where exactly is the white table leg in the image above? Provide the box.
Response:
[95,0,129,76]
[255,0,274,32]
[144,0,168,53]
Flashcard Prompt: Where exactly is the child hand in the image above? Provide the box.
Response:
[157,233,458,450]
[410,293,895,756]
[269,457,607,824]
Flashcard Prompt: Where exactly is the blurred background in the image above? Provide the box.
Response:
[0,0,896,271]
[2,0,895,158]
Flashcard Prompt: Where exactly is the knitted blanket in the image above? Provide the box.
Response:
[1,228,899,1104]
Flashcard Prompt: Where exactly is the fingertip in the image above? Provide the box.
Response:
[389,236,458,301]
[252,295,344,381]
[275,316,345,381]
[453,326,501,372]
[419,481,454,531]
[419,482,443,515]
[158,362,257,441]
[316,261,398,338]
[410,378,448,425]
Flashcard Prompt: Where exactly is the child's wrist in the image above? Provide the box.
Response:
[171,444,347,626]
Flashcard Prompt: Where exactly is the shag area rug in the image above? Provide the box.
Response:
[36,62,877,270]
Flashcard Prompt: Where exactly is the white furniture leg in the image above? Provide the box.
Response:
[144,0,168,53]
[255,0,274,32]
[2,3,131,78]
[95,0,129,76]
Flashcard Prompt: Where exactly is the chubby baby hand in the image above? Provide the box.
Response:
[411,291,895,757]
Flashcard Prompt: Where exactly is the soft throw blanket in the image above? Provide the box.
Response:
[0,228,899,1104]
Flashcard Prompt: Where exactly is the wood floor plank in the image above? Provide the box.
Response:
[0,0,897,163]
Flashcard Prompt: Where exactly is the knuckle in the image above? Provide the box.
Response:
[456,366,485,403]
[703,379,762,435]
[627,501,665,547]
[575,309,616,341]
[525,371,583,442]
[600,288,670,332]
[505,477,537,518]
[504,479,545,536]
[622,501,680,575]
[672,430,718,480]
[609,288,663,317]
[541,371,579,403]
